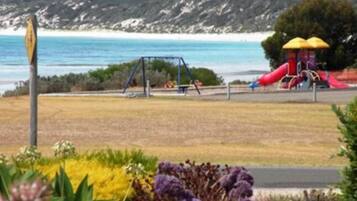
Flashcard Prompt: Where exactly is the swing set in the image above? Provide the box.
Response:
[122,56,201,95]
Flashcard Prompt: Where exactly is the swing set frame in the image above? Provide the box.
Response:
[122,56,201,95]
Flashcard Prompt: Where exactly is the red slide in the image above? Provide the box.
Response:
[258,63,288,86]
[318,71,349,89]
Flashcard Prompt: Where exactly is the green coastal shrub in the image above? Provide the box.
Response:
[262,0,357,70]
[333,97,357,201]
[230,79,250,85]
[3,60,223,96]
[147,60,223,86]
[191,67,223,86]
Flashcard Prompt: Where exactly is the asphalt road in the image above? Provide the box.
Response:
[250,167,341,188]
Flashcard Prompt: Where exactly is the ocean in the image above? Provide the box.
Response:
[0,35,269,93]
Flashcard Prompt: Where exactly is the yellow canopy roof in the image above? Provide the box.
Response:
[282,37,312,49]
[307,37,330,49]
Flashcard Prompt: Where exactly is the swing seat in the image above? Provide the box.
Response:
[178,85,190,94]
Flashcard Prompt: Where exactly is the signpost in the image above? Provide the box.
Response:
[25,15,38,146]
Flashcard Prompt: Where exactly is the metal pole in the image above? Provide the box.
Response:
[180,58,201,95]
[178,59,181,87]
[28,16,38,146]
[312,82,317,102]
[141,58,147,96]
[123,59,141,93]
[146,80,150,98]
[227,82,231,100]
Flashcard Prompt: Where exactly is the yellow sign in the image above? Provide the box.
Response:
[25,17,37,64]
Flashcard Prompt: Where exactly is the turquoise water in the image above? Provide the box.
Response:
[0,35,269,91]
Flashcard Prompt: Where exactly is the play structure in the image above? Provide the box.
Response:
[250,37,349,90]
[122,56,201,94]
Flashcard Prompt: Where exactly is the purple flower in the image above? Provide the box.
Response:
[219,168,254,199]
[219,167,248,192]
[218,174,237,193]
[158,161,184,174]
[154,174,199,201]
[229,167,243,176]
[228,181,253,201]
[237,171,254,186]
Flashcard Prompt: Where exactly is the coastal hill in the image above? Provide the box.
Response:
[0,0,356,33]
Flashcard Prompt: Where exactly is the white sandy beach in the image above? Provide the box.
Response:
[0,28,273,42]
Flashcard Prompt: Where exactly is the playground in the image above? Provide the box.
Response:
[249,37,350,90]
[114,37,356,101]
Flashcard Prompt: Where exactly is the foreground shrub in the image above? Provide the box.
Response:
[1,145,160,201]
[133,160,254,201]
[36,159,132,200]
[255,189,339,201]
[333,97,357,201]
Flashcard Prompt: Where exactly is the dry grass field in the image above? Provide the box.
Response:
[0,96,346,167]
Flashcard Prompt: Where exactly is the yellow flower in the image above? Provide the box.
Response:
[36,159,133,200]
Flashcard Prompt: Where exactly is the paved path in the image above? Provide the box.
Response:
[196,88,356,104]
[43,87,356,104]
[250,167,341,188]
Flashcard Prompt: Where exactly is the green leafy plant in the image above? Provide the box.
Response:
[332,97,357,201]
[85,149,158,172]
[52,168,93,201]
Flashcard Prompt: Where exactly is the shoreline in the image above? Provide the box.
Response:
[0,28,273,42]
